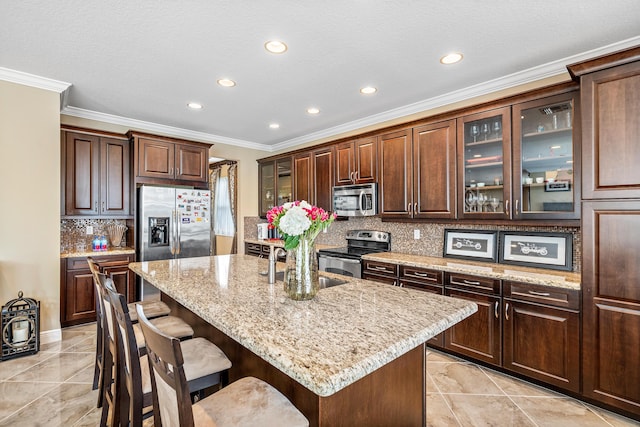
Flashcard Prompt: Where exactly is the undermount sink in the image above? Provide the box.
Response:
[263,271,347,288]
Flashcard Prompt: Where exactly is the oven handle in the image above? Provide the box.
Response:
[318,255,361,264]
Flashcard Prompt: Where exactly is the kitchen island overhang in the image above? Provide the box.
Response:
[129,255,477,426]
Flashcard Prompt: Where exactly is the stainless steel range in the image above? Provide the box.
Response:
[318,230,391,278]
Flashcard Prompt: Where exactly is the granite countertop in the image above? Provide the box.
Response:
[129,255,477,397]
[60,247,136,259]
[362,252,581,290]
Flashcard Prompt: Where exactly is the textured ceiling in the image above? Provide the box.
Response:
[1,1,639,151]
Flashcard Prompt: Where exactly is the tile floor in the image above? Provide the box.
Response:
[0,324,638,426]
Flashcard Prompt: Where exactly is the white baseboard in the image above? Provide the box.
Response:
[40,328,62,344]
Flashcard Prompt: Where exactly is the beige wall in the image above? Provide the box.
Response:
[0,81,61,333]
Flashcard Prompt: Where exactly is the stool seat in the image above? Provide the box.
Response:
[129,300,171,322]
[140,337,232,395]
[192,377,308,427]
[133,316,193,350]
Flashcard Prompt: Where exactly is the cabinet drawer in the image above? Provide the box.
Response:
[400,280,443,295]
[400,266,443,285]
[504,281,579,310]
[66,254,134,271]
[447,273,501,295]
[362,272,397,286]
[362,260,398,277]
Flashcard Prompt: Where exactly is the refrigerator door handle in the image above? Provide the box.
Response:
[176,210,181,255]
[170,210,177,255]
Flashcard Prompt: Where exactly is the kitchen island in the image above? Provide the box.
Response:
[129,255,477,426]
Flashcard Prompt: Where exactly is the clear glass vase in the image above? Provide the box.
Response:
[284,238,319,300]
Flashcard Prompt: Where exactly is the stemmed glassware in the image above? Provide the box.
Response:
[481,123,490,141]
[477,193,486,212]
[470,124,480,142]
[492,119,502,139]
[490,197,499,212]
[466,191,477,212]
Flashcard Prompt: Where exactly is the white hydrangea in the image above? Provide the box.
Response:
[279,205,311,236]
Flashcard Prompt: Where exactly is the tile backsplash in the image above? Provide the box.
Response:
[60,219,130,252]
[244,216,581,273]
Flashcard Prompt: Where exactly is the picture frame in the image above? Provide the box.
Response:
[443,229,498,262]
[498,231,572,271]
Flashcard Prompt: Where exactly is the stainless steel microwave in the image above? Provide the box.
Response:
[332,183,377,217]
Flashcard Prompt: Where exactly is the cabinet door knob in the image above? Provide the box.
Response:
[515,199,519,215]
[102,201,105,212]
[495,301,499,319]
[95,201,98,212]
[505,302,510,320]
[414,202,418,213]
[505,199,509,214]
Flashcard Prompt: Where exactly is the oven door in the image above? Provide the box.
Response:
[318,254,362,278]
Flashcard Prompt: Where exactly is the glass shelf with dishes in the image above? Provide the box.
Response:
[459,107,511,218]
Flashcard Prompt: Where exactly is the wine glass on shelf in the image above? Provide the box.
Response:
[492,119,502,139]
[466,191,477,212]
[490,197,499,212]
[481,123,490,140]
[470,124,480,142]
[477,193,486,212]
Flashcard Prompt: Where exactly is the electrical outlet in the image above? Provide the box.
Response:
[413,229,420,240]
[86,226,93,235]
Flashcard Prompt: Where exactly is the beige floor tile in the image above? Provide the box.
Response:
[40,331,95,353]
[512,396,620,427]
[429,362,504,395]
[480,366,562,397]
[426,392,461,427]
[0,383,98,427]
[68,335,97,353]
[6,352,93,383]
[72,407,102,427]
[584,404,640,427]
[65,364,96,385]
[0,352,55,381]
[442,394,535,426]
[426,372,438,393]
[0,381,59,421]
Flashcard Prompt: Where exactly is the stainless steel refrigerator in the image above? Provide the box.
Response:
[138,185,211,300]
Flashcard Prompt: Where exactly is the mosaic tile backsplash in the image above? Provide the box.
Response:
[245,216,581,273]
[60,219,129,252]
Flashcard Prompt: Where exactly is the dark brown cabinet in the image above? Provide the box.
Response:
[258,157,292,217]
[244,242,286,261]
[61,254,135,327]
[379,121,457,220]
[444,273,502,366]
[503,281,580,392]
[335,137,377,186]
[569,47,640,418]
[63,130,131,217]
[293,146,335,211]
[362,259,398,285]
[130,132,210,186]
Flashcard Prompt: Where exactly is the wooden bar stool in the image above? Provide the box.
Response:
[136,305,309,427]
[106,281,232,426]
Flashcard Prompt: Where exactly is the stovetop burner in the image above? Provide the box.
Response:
[318,230,391,260]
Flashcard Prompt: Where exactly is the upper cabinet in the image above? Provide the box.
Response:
[457,107,512,219]
[62,130,131,217]
[577,60,640,199]
[258,157,292,217]
[378,121,457,220]
[129,132,211,187]
[335,137,377,185]
[293,147,335,211]
[512,92,580,220]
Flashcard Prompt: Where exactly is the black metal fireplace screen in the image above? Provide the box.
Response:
[1,291,40,361]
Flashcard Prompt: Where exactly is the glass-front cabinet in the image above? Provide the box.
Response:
[512,92,579,220]
[457,107,512,219]
[258,157,292,217]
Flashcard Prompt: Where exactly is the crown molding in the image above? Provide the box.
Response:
[0,67,71,93]
[60,106,269,151]
[272,36,640,151]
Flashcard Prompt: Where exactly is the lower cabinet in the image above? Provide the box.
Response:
[503,281,580,392]
[444,273,502,366]
[61,254,135,327]
[362,261,582,394]
[244,242,286,261]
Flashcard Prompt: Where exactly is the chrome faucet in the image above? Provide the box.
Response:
[268,246,286,284]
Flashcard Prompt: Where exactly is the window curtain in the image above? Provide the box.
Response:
[209,167,221,256]
[209,162,238,255]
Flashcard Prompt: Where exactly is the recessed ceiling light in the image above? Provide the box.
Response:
[187,102,203,110]
[440,52,463,65]
[269,123,280,129]
[217,78,236,87]
[265,40,288,54]
[307,107,320,115]
[360,86,377,95]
